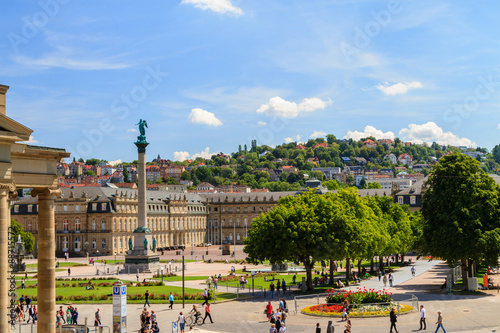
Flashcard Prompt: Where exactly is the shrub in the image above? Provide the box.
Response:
[325,287,392,305]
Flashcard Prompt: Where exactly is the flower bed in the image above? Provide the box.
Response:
[325,287,392,304]
[302,303,413,317]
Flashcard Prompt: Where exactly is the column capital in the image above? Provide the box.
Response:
[0,181,15,192]
[31,187,61,199]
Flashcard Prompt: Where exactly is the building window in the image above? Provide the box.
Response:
[27,205,32,213]
[92,239,96,249]
[27,221,32,232]
[75,219,80,232]
[63,205,68,212]
[102,203,107,210]
[236,219,240,227]
[228,207,232,212]
[63,219,69,232]
[92,220,97,231]
[62,237,68,251]
[101,220,106,231]
[129,219,132,230]
[410,196,416,205]
[101,239,106,249]
[75,205,80,212]
[213,207,218,212]
[74,237,81,251]
[398,196,404,205]
[92,203,97,211]
[237,233,240,241]
[229,219,232,226]
[14,206,19,213]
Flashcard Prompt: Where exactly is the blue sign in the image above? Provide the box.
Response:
[121,286,126,295]
[113,286,121,295]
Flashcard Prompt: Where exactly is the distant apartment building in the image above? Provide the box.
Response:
[367,178,412,190]
[146,165,161,183]
[161,165,185,183]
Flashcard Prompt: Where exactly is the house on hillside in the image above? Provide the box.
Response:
[363,139,377,149]
[197,182,215,191]
[398,153,413,165]
[296,144,306,150]
[379,139,394,147]
[313,142,329,149]
[384,153,397,164]
[354,157,367,165]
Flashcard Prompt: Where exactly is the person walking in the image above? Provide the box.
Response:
[419,305,426,330]
[177,312,185,333]
[377,269,381,281]
[383,274,388,287]
[326,320,334,333]
[202,303,213,324]
[270,282,275,298]
[388,273,394,287]
[169,292,174,309]
[316,322,321,333]
[72,307,78,325]
[389,307,398,333]
[411,265,416,277]
[202,288,209,306]
[21,279,25,289]
[68,268,71,277]
[435,311,446,333]
[95,308,102,326]
[144,290,151,307]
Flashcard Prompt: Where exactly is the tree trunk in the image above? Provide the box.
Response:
[370,257,374,273]
[357,259,362,276]
[461,257,469,291]
[467,259,473,279]
[379,255,384,271]
[395,254,399,265]
[329,259,334,285]
[345,257,351,286]
[304,259,314,292]
[401,253,405,263]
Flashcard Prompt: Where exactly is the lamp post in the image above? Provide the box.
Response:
[85,241,89,259]
[233,222,236,264]
[160,267,164,282]
[251,270,255,297]
[182,249,185,309]
[114,252,117,265]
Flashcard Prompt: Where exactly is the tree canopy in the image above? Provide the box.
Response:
[11,219,34,253]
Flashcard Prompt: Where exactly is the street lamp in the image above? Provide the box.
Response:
[233,222,236,264]
[114,252,117,265]
[182,248,185,309]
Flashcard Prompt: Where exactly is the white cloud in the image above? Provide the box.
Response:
[108,159,122,166]
[173,147,217,162]
[399,122,476,147]
[173,151,191,162]
[257,96,331,118]
[376,81,423,96]
[497,124,500,130]
[188,108,223,127]
[21,135,38,144]
[344,126,396,141]
[284,135,302,143]
[127,128,138,133]
[310,130,326,139]
[181,0,243,15]
[257,121,267,127]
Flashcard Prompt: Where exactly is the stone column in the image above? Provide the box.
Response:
[137,151,147,229]
[0,184,14,333]
[32,188,60,333]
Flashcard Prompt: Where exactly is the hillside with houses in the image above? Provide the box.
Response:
[57,135,500,193]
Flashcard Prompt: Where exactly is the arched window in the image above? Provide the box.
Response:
[27,221,32,232]
[62,237,68,251]
[92,239,97,249]
[92,220,97,231]
[74,237,81,251]
[101,239,106,249]
[101,220,106,231]
[75,219,80,232]
[63,219,69,232]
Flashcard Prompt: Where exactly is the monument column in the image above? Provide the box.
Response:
[0,184,14,333]
[32,188,60,333]
[137,143,148,230]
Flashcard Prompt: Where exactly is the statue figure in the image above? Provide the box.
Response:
[17,235,21,243]
[128,238,133,251]
[136,119,148,136]
[143,238,148,251]
[152,237,157,252]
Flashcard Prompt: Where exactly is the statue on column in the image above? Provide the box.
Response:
[135,119,148,144]
[143,238,148,251]
[128,238,133,251]
[152,237,157,252]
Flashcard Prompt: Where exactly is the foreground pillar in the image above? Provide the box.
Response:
[32,188,60,333]
[0,184,14,333]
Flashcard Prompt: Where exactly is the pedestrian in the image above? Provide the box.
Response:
[388,273,394,287]
[435,311,446,332]
[389,307,398,333]
[177,311,185,333]
[411,265,416,277]
[270,282,275,298]
[326,320,334,333]
[266,301,273,321]
[169,292,174,309]
[383,274,388,287]
[21,279,25,289]
[214,277,218,289]
[151,321,160,333]
[150,310,156,323]
[72,307,78,325]
[419,305,426,330]
[202,288,209,306]
[144,290,151,307]
[25,271,27,279]
[345,319,351,333]
[316,322,321,333]
[276,279,281,295]
[269,323,277,333]
[207,277,211,289]
[32,305,37,324]
[95,308,101,326]
[279,322,286,333]
[377,269,381,281]
[66,306,72,324]
[203,303,213,324]
[26,305,33,324]
[68,268,71,277]
[136,272,139,282]
[282,279,287,293]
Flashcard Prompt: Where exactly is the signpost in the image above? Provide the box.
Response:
[113,283,127,333]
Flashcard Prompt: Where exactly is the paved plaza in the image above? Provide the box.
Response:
[17,251,500,333]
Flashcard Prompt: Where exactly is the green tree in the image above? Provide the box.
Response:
[326,134,337,145]
[123,167,130,183]
[83,170,95,176]
[420,152,500,290]
[492,144,500,164]
[181,170,191,181]
[11,219,35,253]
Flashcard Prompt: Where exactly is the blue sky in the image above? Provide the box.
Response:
[2,0,500,163]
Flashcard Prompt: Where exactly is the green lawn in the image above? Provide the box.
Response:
[451,266,489,295]
[152,275,209,282]
[16,278,234,304]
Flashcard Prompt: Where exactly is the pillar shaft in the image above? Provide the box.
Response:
[137,152,147,229]
[0,188,10,333]
[33,188,58,333]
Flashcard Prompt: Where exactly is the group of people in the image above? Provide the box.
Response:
[139,308,160,333]
[266,299,288,333]
[56,305,78,327]
[315,321,339,333]
[376,269,395,287]
[269,279,288,298]
[206,274,221,289]
[389,305,446,333]
[14,295,36,324]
